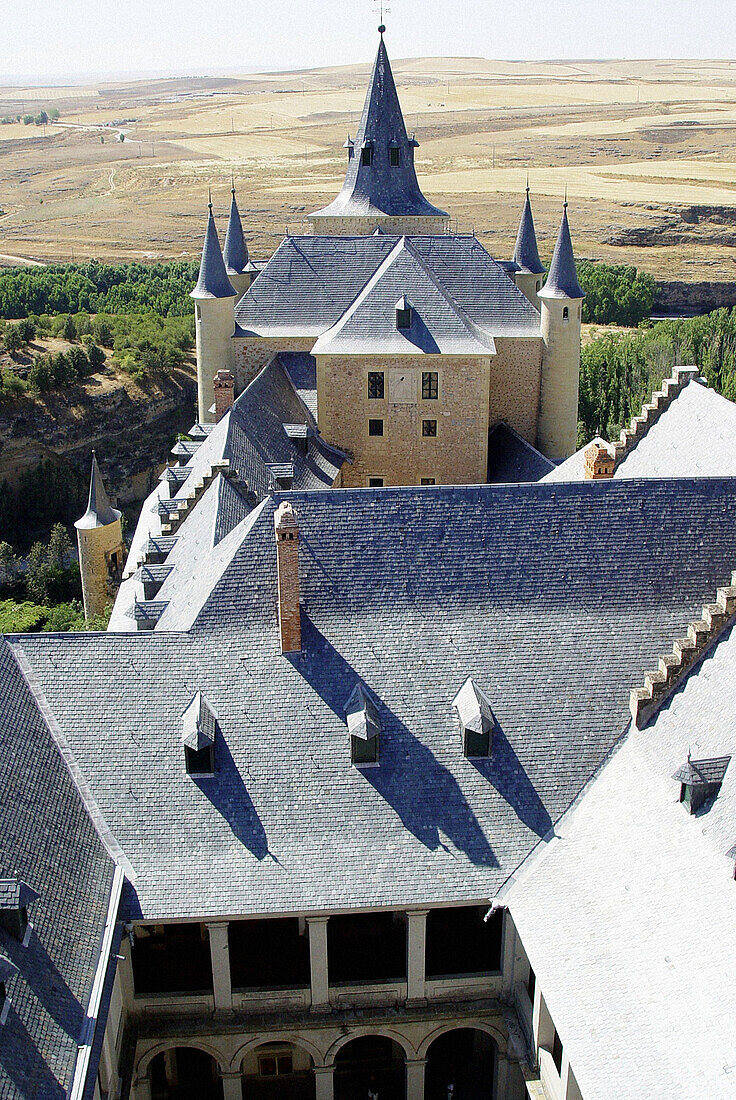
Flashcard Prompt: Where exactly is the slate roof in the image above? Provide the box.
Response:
[234,234,541,340]
[539,205,584,301]
[74,453,119,531]
[0,639,118,1100]
[511,188,545,276]
[505,614,736,1100]
[487,423,555,484]
[191,203,236,300]
[15,477,736,920]
[672,755,731,785]
[545,380,736,483]
[223,189,256,278]
[312,237,495,356]
[309,35,448,224]
[279,353,318,420]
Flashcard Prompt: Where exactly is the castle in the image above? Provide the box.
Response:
[1,28,736,1100]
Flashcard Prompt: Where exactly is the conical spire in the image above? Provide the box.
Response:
[512,184,544,275]
[223,187,251,276]
[539,201,585,300]
[309,32,448,224]
[75,452,121,530]
[191,197,236,299]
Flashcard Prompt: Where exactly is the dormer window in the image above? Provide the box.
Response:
[345,684,380,766]
[389,142,401,167]
[344,135,355,162]
[395,296,412,330]
[672,753,731,814]
[0,880,39,944]
[267,463,295,491]
[453,677,496,758]
[361,141,374,166]
[0,956,18,1026]
[181,691,217,776]
[283,423,309,455]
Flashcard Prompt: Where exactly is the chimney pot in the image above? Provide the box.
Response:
[584,441,615,480]
[213,369,235,423]
[274,501,301,654]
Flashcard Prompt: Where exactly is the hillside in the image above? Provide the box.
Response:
[3,58,736,280]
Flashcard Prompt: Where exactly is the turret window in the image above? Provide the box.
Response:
[563,306,569,321]
[361,142,374,166]
[389,146,401,167]
[368,371,385,399]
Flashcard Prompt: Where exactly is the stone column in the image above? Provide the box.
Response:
[405,1058,426,1100]
[314,1066,335,1100]
[495,1052,510,1100]
[220,1071,243,1100]
[307,916,330,1011]
[206,921,233,1012]
[132,1075,153,1100]
[406,909,428,1005]
[501,909,515,999]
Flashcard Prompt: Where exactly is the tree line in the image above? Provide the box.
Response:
[0,261,199,319]
[578,307,736,443]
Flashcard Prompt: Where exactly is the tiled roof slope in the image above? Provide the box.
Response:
[309,35,447,223]
[191,203,236,300]
[539,205,584,301]
[511,188,545,276]
[111,355,343,628]
[234,235,541,339]
[16,478,736,920]
[486,423,555,483]
[545,377,736,482]
[312,237,495,355]
[0,640,116,1100]
[505,619,736,1100]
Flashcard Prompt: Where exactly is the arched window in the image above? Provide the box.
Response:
[563,306,569,321]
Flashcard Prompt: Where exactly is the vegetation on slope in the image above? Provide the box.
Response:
[577,261,655,327]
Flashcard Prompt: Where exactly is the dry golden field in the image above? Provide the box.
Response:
[3,56,736,279]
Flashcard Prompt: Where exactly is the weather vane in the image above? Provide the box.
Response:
[373,0,391,33]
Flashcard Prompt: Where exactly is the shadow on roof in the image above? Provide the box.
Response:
[290,617,499,868]
[469,726,553,839]
[0,1005,67,1100]
[192,735,270,862]
[2,928,84,1041]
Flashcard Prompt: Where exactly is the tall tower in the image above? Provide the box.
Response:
[75,452,125,623]
[537,202,585,461]
[191,198,237,423]
[223,186,258,300]
[308,28,449,236]
[511,184,545,311]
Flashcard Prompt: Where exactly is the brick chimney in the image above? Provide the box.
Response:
[274,501,301,654]
[584,441,614,480]
[213,369,235,423]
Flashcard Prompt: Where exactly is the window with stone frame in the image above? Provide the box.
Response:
[421,478,436,485]
[422,419,437,437]
[368,418,384,437]
[422,371,439,400]
[368,477,384,487]
[368,371,385,399]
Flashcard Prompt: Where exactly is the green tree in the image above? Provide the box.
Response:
[3,325,23,353]
[48,107,60,121]
[87,344,105,370]
[62,314,77,342]
[17,318,35,343]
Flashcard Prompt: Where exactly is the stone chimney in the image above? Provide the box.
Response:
[274,501,301,654]
[584,441,614,480]
[213,369,235,423]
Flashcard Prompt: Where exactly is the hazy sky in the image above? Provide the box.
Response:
[3,0,736,81]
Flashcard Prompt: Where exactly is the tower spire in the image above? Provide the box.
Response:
[540,200,585,301]
[191,197,236,300]
[308,31,448,234]
[75,452,125,622]
[512,183,544,277]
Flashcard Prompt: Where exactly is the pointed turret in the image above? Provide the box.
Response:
[539,202,585,301]
[537,201,585,461]
[75,452,125,622]
[191,197,237,423]
[309,30,449,236]
[223,187,257,299]
[511,184,545,309]
[191,199,236,300]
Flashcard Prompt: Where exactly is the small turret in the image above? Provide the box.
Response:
[537,201,585,461]
[511,184,545,310]
[191,197,237,423]
[75,452,125,623]
[223,186,257,300]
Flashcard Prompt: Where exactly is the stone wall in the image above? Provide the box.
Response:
[233,337,316,393]
[488,337,543,444]
[316,354,492,487]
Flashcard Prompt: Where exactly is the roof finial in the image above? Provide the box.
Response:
[564,184,568,209]
[526,172,530,196]
[231,172,235,197]
[375,0,389,34]
[208,186,212,210]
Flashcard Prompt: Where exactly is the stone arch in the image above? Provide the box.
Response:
[417,1021,506,1060]
[137,1039,229,1080]
[230,1033,326,1072]
[325,1027,417,1066]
